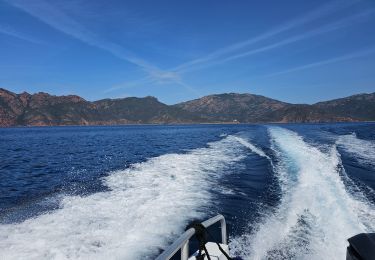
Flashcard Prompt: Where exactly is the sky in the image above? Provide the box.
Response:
[1,0,375,104]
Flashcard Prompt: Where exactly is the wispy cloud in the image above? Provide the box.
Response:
[263,47,375,77]
[0,24,43,44]
[103,0,372,95]
[213,9,375,65]
[6,0,204,97]
[173,0,361,73]
[104,74,201,97]
[6,0,181,84]
[6,0,371,99]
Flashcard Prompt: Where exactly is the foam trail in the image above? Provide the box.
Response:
[230,127,375,260]
[336,133,375,167]
[0,136,244,260]
[232,136,270,159]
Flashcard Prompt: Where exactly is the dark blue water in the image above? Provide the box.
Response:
[0,123,374,259]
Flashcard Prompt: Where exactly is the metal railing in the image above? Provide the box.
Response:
[156,214,227,260]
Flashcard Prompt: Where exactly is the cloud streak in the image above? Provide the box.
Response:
[263,47,375,77]
[0,24,43,44]
[173,0,361,73]
[103,0,373,94]
[213,9,375,65]
[6,0,204,97]
[6,0,372,99]
[6,0,181,84]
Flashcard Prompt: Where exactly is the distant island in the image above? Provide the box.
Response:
[0,88,374,127]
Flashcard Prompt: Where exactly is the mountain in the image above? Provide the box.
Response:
[0,88,97,126]
[174,93,288,123]
[314,93,375,121]
[94,96,202,124]
[0,88,199,126]
[0,88,374,126]
[174,93,366,123]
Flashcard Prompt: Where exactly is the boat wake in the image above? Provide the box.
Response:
[336,133,375,168]
[0,135,245,260]
[232,136,270,160]
[1,127,374,260]
[230,127,375,260]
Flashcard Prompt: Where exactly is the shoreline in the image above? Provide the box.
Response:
[1,121,375,129]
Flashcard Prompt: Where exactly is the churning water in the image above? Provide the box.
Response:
[0,123,374,259]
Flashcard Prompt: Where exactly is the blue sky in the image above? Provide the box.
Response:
[1,0,375,104]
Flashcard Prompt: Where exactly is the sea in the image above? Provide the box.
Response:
[0,123,374,260]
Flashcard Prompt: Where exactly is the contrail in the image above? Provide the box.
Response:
[6,0,178,82]
[6,0,201,95]
[263,46,375,77]
[173,0,361,73]
[215,9,375,65]
[0,24,43,44]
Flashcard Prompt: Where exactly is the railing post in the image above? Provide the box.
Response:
[220,217,227,244]
[156,215,227,260]
[181,240,189,260]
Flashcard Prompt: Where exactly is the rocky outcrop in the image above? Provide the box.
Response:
[94,96,202,124]
[314,93,375,121]
[174,93,289,122]
[174,93,373,123]
[0,88,99,126]
[0,88,200,126]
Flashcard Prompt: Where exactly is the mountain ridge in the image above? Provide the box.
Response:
[0,88,374,126]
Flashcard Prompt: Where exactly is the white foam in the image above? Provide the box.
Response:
[232,136,270,159]
[336,133,375,167]
[230,127,375,260]
[0,136,244,260]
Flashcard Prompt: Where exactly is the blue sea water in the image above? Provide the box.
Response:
[0,123,374,259]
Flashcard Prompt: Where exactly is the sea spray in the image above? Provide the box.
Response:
[0,135,245,260]
[336,133,375,168]
[230,127,375,260]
